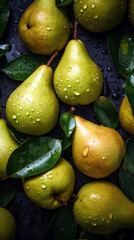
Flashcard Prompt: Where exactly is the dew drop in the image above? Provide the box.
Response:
[68,67,72,72]
[64,25,67,29]
[64,88,67,92]
[76,78,80,83]
[47,174,53,179]
[26,112,29,116]
[26,185,30,190]
[102,156,106,160]
[68,84,71,88]
[36,118,40,122]
[73,90,80,96]
[46,27,51,31]
[86,88,90,92]
[92,221,97,226]
[67,78,69,81]
[12,114,17,120]
[20,106,23,110]
[41,184,46,189]
[65,95,68,99]
[94,15,98,19]
[31,108,34,112]
[83,146,89,157]
[108,213,113,220]
[80,8,84,13]
[91,3,95,9]
[41,177,44,180]
[83,4,87,9]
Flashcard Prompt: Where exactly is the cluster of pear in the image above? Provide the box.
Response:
[1,0,134,238]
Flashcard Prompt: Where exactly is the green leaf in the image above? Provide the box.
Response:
[43,201,77,240]
[125,72,134,115]
[56,0,73,7]
[119,34,134,74]
[1,53,58,81]
[0,44,10,57]
[7,137,62,178]
[60,128,72,150]
[119,136,134,202]
[7,123,30,144]
[0,182,17,207]
[60,112,76,137]
[0,1,10,39]
[107,31,126,78]
[94,96,119,129]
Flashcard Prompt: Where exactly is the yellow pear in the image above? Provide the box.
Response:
[53,40,103,105]
[72,116,125,178]
[22,158,75,209]
[0,207,16,240]
[6,65,59,136]
[19,0,70,55]
[73,0,127,32]
[73,181,134,235]
[0,119,19,180]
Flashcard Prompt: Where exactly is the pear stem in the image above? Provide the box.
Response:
[1,175,10,181]
[72,193,78,200]
[47,51,59,67]
[74,21,78,40]
[70,107,75,115]
[54,195,67,206]
[0,107,2,118]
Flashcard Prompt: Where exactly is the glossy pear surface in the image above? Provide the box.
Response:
[0,207,16,240]
[73,0,127,32]
[53,40,103,105]
[72,116,125,178]
[6,65,59,136]
[19,0,70,55]
[73,181,134,235]
[0,119,19,180]
[22,158,75,209]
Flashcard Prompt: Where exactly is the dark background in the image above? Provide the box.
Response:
[0,0,134,239]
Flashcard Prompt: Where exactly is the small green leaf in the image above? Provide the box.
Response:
[119,34,134,74]
[56,0,73,7]
[94,96,119,129]
[0,44,10,57]
[0,182,17,207]
[7,137,62,178]
[60,112,76,137]
[60,128,72,150]
[125,72,134,115]
[1,53,58,81]
[0,1,10,39]
[119,136,134,202]
[7,123,30,144]
[107,31,126,78]
[43,201,77,240]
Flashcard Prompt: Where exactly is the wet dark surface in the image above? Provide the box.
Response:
[0,0,134,239]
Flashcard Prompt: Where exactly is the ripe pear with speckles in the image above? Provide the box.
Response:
[6,65,59,136]
[19,0,70,55]
[73,181,134,235]
[72,116,125,178]
[0,119,19,180]
[53,39,103,105]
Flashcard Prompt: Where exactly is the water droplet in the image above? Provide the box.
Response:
[83,146,89,157]
[102,216,105,222]
[26,112,29,116]
[65,96,68,99]
[92,221,97,226]
[67,78,69,81]
[41,177,44,180]
[31,108,34,112]
[10,147,13,151]
[108,213,113,220]
[27,84,31,87]
[68,85,71,88]
[12,114,17,120]
[46,27,51,31]
[47,174,53,179]
[20,106,23,110]
[14,103,16,106]
[64,88,67,92]
[73,90,80,96]
[64,25,67,29]
[41,184,46,189]
[94,15,98,19]
[68,67,72,72]
[36,118,40,122]
[80,8,84,13]
[91,3,95,8]
[86,88,90,92]
[76,78,80,83]
[83,4,87,9]
[27,185,30,190]
[102,156,106,160]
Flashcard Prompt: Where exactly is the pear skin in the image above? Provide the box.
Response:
[0,208,16,240]
[19,0,70,55]
[22,158,75,209]
[6,65,59,136]
[53,40,103,105]
[72,116,125,178]
[0,119,19,180]
[73,181,134,235]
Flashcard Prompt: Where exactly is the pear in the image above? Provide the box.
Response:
[53,40,103,105]
[19,0,70,55]
[22,158,75,209]
[0,119,19,180]
[73,181,134,235]
[73,0,127,32]
[6,65,59,136]
[0,208,16,240]
[72,116,125,178]
[129,0,134,28]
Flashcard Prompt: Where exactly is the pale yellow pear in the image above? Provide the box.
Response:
[73,181,134,235]
[72,116,125,178]
[53,40,103,105]
[19,0,70,55]
[0,208,16,240]
[0,119,19,180]
[6,65,59,136]
[22,158,75,209]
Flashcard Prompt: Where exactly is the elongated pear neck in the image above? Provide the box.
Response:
[35,0,56,6]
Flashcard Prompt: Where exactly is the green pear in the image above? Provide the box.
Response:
[129,0,134,28]
[0,207,16,240]
[53,40,103,105]
[22,158,75,209]
[73,181,134,235]
[0,119,19,180]
[73,0,127,32]
[72,116,125,178]
[19,0,70,55]
[6,65,59,136]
